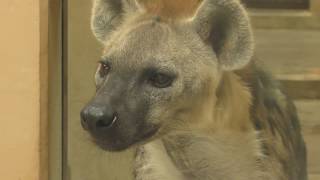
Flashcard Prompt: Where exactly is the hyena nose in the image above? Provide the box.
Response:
[80,105,117,131]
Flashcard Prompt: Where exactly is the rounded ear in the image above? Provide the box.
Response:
[91,0,141,43]
[191,0,254,70]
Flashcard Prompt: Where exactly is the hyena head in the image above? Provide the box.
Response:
[81,0,253,151]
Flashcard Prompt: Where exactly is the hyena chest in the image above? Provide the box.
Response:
[134,140,185,180]
[133,135,264,180]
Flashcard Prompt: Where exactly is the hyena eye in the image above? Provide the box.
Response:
[98,61,111,77]
[149,73,174,88]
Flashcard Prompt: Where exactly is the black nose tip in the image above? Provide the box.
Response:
[81,105,117,130]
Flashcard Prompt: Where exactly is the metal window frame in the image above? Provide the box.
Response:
[47,0,63,180]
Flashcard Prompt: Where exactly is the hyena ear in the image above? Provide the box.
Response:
[191,0,254,70]
[91,0,141,43]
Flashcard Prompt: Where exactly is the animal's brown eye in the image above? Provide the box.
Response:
[149,73,174,88]
[98,61,111,77]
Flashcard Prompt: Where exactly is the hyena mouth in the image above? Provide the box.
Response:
[95,115,118,128]
[88,119,160,152]
[140,125,160,140]
[134,124,161,145]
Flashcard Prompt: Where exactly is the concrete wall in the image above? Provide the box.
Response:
[0,0,43,179]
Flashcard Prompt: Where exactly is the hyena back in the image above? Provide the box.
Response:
[80,0,307,179]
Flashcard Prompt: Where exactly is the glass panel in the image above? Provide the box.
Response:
[63,0,319,180]
[65,0,134,179]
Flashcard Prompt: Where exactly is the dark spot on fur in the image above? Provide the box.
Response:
[261,142,270,156]
[151,16,161,27]
[154,16,161,22]
[254,118,263,130]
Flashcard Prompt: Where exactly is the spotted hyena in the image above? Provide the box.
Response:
[80,0,307,179]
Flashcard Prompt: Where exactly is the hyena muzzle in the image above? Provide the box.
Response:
[80,0,307,179]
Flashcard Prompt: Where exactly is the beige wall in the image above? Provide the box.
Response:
[0,0,44,180]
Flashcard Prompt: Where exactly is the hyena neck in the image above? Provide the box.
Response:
[183,71,255,134]
[134,139,185,180]
[134,131,262,180]
[134,72,264,180]
[212,71,254,132]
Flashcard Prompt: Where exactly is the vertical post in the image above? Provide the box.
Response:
[40,0,49,179]
[48,0,63,180]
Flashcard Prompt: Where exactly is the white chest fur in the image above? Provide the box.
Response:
[134,140,185,180]
[134,132,265,180]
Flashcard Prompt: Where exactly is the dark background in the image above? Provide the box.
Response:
[243,0,309,9]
